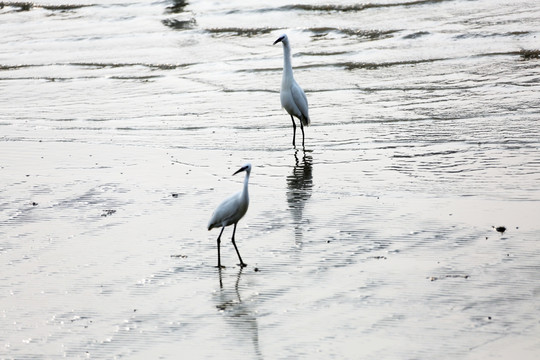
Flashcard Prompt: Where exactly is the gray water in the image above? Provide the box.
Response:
[1,0,540,358]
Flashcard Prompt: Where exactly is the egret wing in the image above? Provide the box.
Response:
[208,192,243,230]
[291,82,310,125]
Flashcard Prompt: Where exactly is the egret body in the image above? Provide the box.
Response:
[208,164,251,268]
[274,34,310,148]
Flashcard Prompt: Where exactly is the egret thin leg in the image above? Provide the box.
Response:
[216,227,225,268]
[231,223,247,267]
[290,115,297,147]
[300,121,305,148]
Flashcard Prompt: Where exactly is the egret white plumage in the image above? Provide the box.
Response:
[274,34,310,148]
[207,163,251,268]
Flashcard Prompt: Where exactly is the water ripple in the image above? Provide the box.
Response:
[0,1,90,12]
[278,0,453,13]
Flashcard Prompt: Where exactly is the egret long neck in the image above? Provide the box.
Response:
[282,42,294,84]
[242,171,250,201]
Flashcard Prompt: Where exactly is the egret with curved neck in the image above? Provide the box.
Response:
[208,164,251,268]
[274,34,311,148]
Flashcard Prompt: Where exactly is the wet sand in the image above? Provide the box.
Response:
[2,0,540,358]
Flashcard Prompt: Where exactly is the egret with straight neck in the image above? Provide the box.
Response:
[274,34,311,148]
[207,164,251,268]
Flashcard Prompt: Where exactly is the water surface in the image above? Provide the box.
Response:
[1,0,540,358]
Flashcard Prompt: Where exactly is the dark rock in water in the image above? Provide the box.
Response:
[519,49,540,60]
[495,226,506,233]
[101,209,116,217]
[429,274,469,282]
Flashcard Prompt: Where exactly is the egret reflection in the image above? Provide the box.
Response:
[216,268,262,360]
[286,150,313,245]
[167,0,189,13]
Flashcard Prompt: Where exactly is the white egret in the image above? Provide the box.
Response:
[207,163,252,268]
[274,34,311,148]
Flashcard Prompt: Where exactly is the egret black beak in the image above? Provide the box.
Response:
[233,165,247,175]
[273,36,284,45]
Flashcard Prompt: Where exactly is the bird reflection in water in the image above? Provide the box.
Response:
[216,268,262,360]
[166,0,189,13]
[286,150,313,246]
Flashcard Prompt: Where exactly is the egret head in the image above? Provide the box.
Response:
[273,34,288,45]
[233,163,252,176]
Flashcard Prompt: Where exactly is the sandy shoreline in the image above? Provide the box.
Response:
[1,138,539,358]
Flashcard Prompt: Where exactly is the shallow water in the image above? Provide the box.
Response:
[1,0,540,358]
